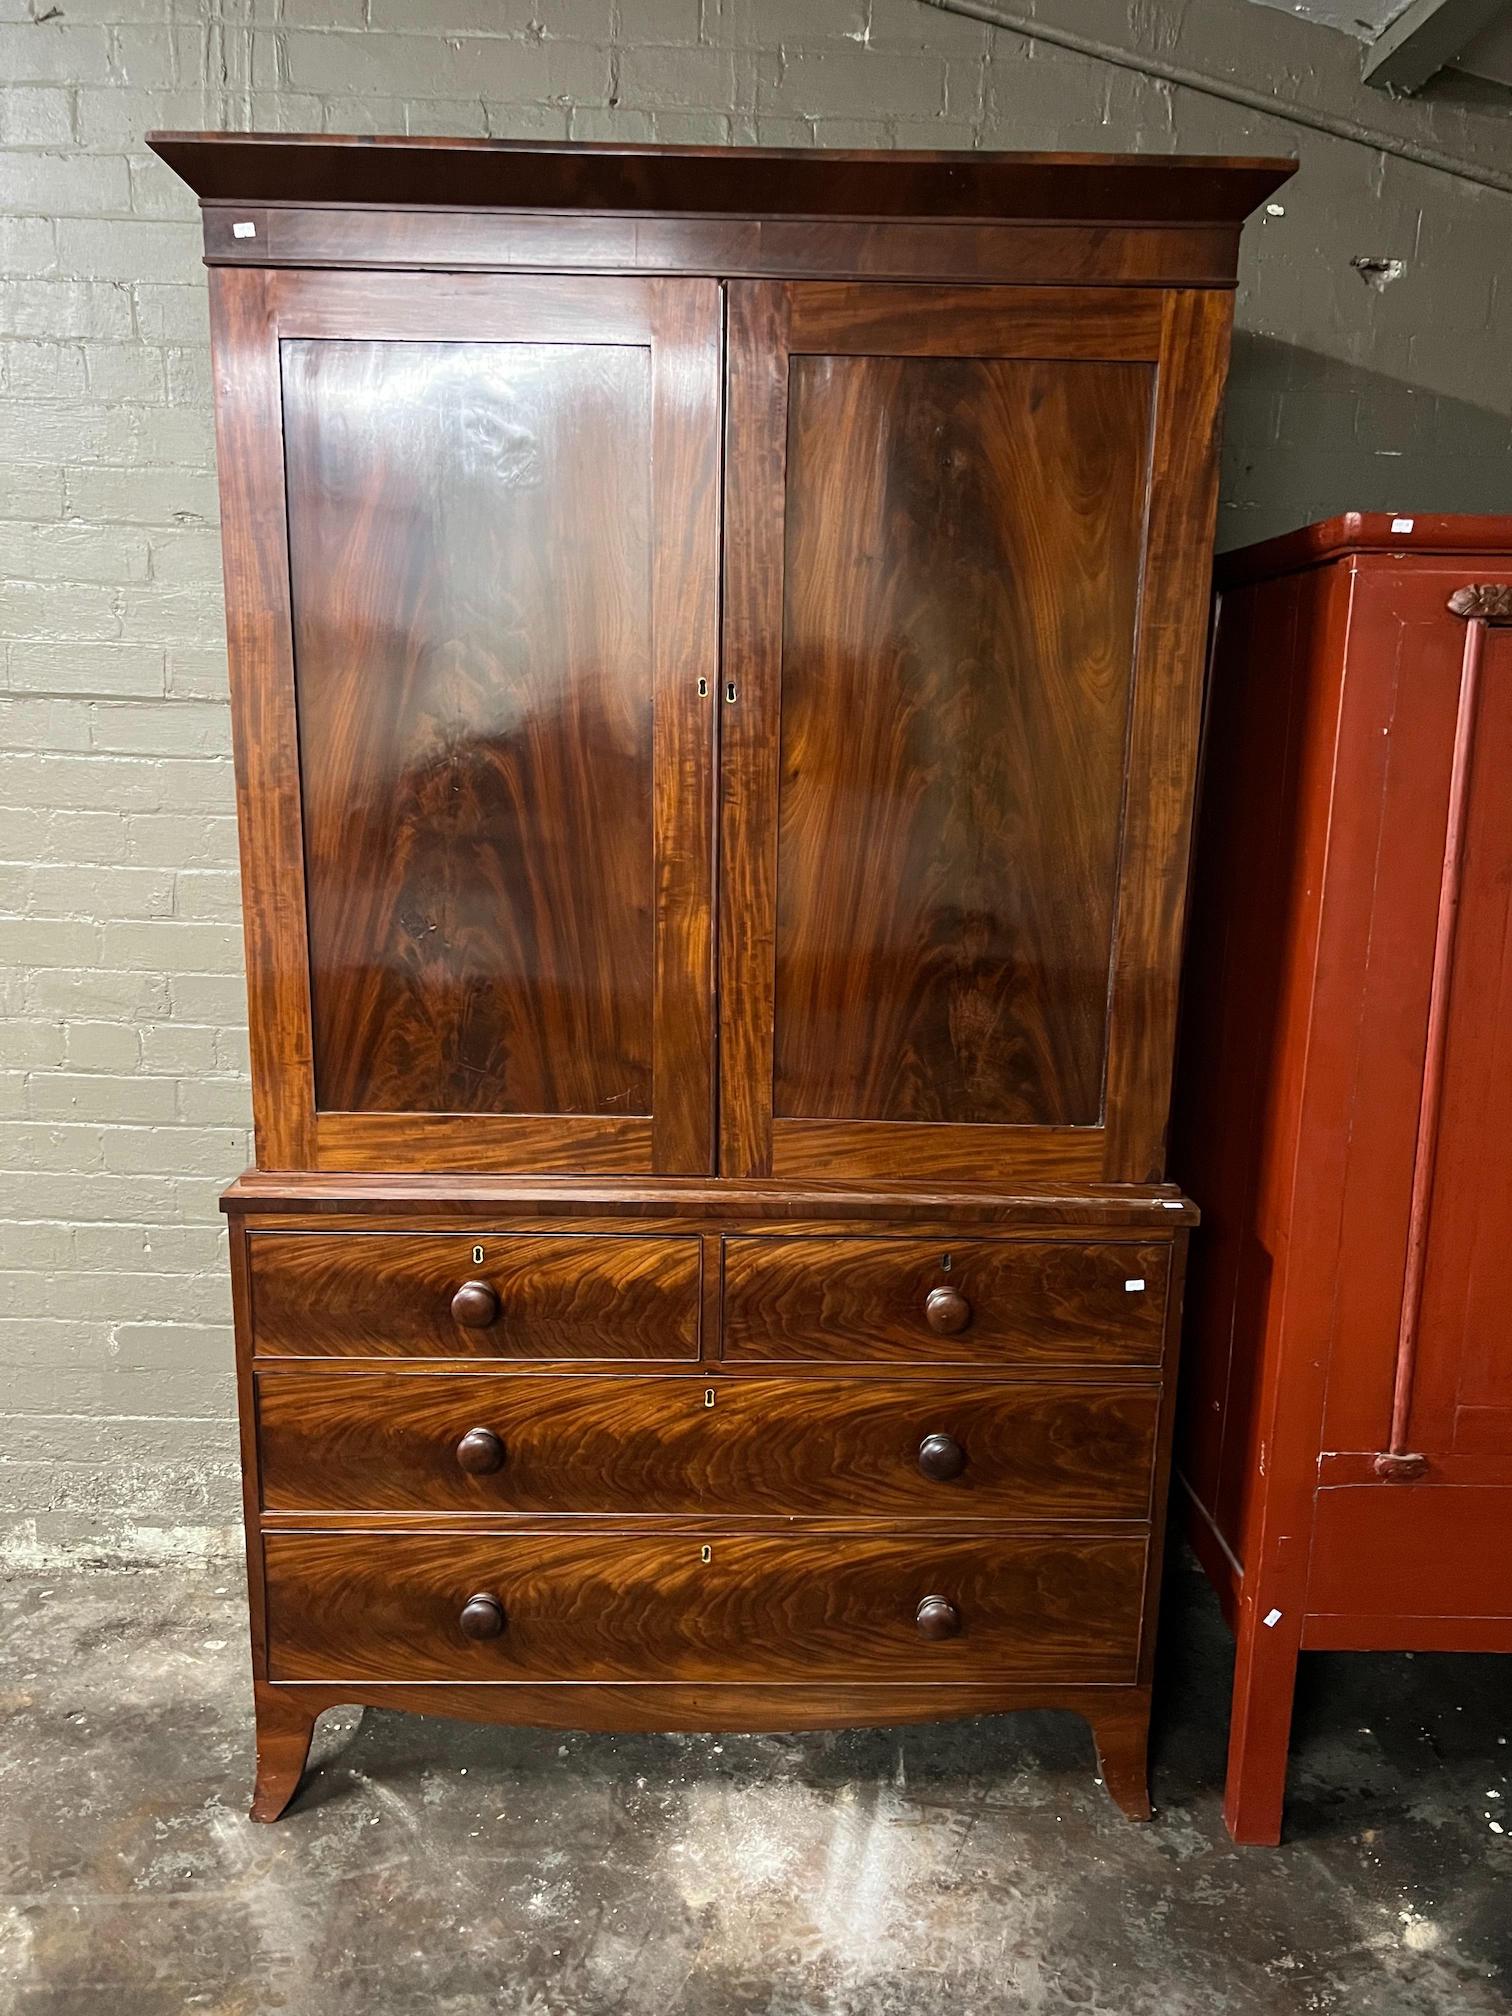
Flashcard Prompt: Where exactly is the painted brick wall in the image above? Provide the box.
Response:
[2,0,1509,1561]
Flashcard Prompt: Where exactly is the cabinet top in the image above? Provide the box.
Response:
[147,131,1292,226]
[1218,512,1512,587]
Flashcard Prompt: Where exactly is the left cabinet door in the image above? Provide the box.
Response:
[211,270,721,1174]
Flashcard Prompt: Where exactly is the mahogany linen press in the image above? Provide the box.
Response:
[147,132,1291,1822]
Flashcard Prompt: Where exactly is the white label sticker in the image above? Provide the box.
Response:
[1390,516,1414,533]
[232,220,257,239]
[1161,1200,1183,1210]
[1263,1607,1283,1628]
[1125,1278,1146,1293]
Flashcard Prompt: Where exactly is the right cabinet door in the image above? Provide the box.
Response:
[720,282,1229,1184]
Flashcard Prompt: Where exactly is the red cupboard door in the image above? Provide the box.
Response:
[1406,615,1512,1474]
[719,281,1230,1184]
[211,270,721,1175]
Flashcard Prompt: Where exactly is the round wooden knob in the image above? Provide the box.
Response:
[459,1591,506,1641]
[451,1279,499,1328]
[915,1595,961,1641]
[455,1426,506,1475]
[917,1432,966,1481]
[923,1285,971,1335]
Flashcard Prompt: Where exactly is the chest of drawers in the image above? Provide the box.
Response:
[227,1190,1189,1819]
[147,129,1287,1820]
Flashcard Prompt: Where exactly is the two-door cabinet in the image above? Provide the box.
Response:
[1176,515,1512,1843]
[148,132,1291,1822]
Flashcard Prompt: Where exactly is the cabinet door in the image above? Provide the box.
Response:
[1395,616,1512,1476]
[720,282,1228,1183]
[212,271,719,1174]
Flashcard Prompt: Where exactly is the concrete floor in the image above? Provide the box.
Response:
[0,1557,1507,2015]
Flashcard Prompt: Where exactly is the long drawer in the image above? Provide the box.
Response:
[263,1529,1146,1686]
[721,1236,1168,1365]
[256,1370,1159,1521]
[248,1231,701,1360]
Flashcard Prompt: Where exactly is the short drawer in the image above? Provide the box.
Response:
[263,1529,1145,1686]
[256,1371,1159,1520]
[248,1232,701,1360]
[722,1237,1168,1366]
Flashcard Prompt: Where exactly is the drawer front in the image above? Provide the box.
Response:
[722,1237,1168,1366]
[256,1371,1159,1520]
[264,1530,1145,1686]
[248,1232,701,1360]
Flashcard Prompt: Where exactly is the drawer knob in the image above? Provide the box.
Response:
[923,1285,971,1335]
[917,1432,967,1481]
[451,1279,500,1328]
[915,1595,961,1640]
[459,1591,506,1641]
[455,1426,506,1475]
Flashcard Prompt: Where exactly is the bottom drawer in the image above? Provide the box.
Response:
[263,1530,1146,1687]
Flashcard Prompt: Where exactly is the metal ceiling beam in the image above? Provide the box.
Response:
[1361,0,1509,92]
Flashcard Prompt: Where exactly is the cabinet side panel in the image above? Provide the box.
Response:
[1102,289,1233,1184]
[1174,562,1349,1569]
[208,267,315,1170]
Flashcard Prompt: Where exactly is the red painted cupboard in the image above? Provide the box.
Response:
[1176,514,1512,1845]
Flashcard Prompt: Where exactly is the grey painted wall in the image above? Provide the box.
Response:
[1,0,1508,1561]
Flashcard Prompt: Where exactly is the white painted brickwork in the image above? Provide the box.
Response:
[2,0,1509,1560]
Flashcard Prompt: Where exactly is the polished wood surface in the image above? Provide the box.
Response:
[1176,521,1512,1842]
[1098,289,1232,1184]
[208,268,313,1171]
[222,1171,1199,1226]
[166,135,1282,1822]
[773,350,1149,1130]
[283,334,655,1121]
[209,268,719,1175]
[914,1595,961,1641]
[199,207,1246,291]
[150,132,1293,225]
[717,277,1229,1187]
[248,1682,316,1824]
[721,1237,1168,1366]
[263,1529,1145,1686]
[255,1370,1160,1519]
[248,1231,701,1359]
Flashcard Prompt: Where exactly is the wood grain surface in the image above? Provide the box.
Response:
[222,1171,1198,1225]
[199,207,1245,290]
[773,351,1150,1129]
[248,1231,701,1359]
[722,1237,1168,1365]
[255,1370,1159,1518]
[282,335,656,1120]
[207,269,719,1176]
[263,1529,1146,1686]
[149,132,1293,225]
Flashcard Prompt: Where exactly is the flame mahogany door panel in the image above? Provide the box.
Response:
[719,282,1231,1184]
[211,269,720,1174]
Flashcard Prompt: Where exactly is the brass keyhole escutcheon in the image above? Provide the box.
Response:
[704,1388,716,1409]
[700,1544,712,1564]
